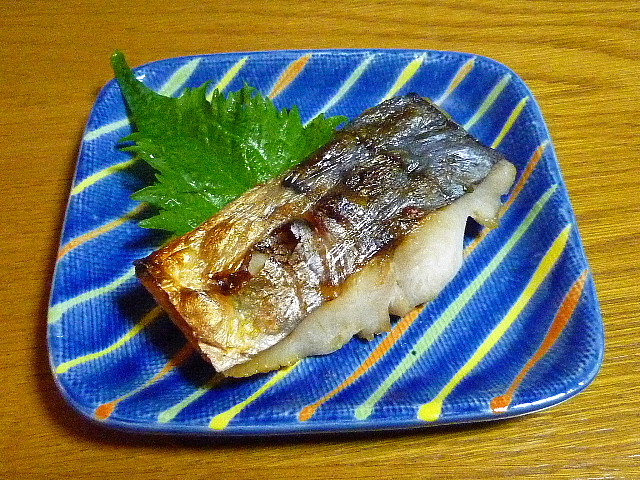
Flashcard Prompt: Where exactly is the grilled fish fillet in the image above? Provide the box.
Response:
[136,94,517,377]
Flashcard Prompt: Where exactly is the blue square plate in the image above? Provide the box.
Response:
[48,49,604,435]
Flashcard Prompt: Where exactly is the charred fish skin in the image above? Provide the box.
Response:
[225,158,517,377]
[137,94,513,373]
[280,94,505,286]
[284,94,503,197]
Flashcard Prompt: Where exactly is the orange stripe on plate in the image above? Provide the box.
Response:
[269,54,312,99]
[95,343,195,421]
[500,141,549,215]
[490,269,589,413]
[299,142,549,421]
[57,203,148,260]
[299,305,424,421]
[465,141,548,256]
[435,57,475,105]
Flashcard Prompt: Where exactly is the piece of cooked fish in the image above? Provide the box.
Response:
[136,94,517,377]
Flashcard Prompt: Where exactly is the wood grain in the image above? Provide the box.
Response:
[1,1,638,478]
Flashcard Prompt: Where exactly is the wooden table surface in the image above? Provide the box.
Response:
[2,1,638,478]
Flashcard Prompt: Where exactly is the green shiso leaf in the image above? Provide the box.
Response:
[111,51,347,236]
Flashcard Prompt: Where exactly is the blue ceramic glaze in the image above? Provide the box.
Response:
[48,49,604,435]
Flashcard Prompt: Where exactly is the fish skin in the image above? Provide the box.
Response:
[136,94,509,373]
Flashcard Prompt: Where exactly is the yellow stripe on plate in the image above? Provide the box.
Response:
[380,53,428,101]
[206,56,249,101]
[463,74,511,130]
[48,267,136,324]
[309,54,375,120]
[491,97,530,148]
[418,225,572,422]
[55,307,164,374]
[354,185,558,420]
[209,363,298,430]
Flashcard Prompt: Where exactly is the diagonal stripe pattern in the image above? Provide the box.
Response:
[57,203,148,259]
[269,54,312,99]
[55,306,164,373]
[157,374,225,423]
[161,60,533,427]
[354,185,558,420]
[380,53,428,101]
[464,74,511,130]
[418,224,572,421]
[48,266,136,324]
[50,53,310,374]
[308,54,375,121]
[299,306,423,421]
[209,363,299,430]
[49,51,596,435]
[94,342,195,420]
[491,97,530,148]
[465,141,548,256]
[59,57,254,259]
[434,57,476,106]
[206,56,249,101]
[490,269,589,413]
[298,140,548,422]
[75,56,246,196]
